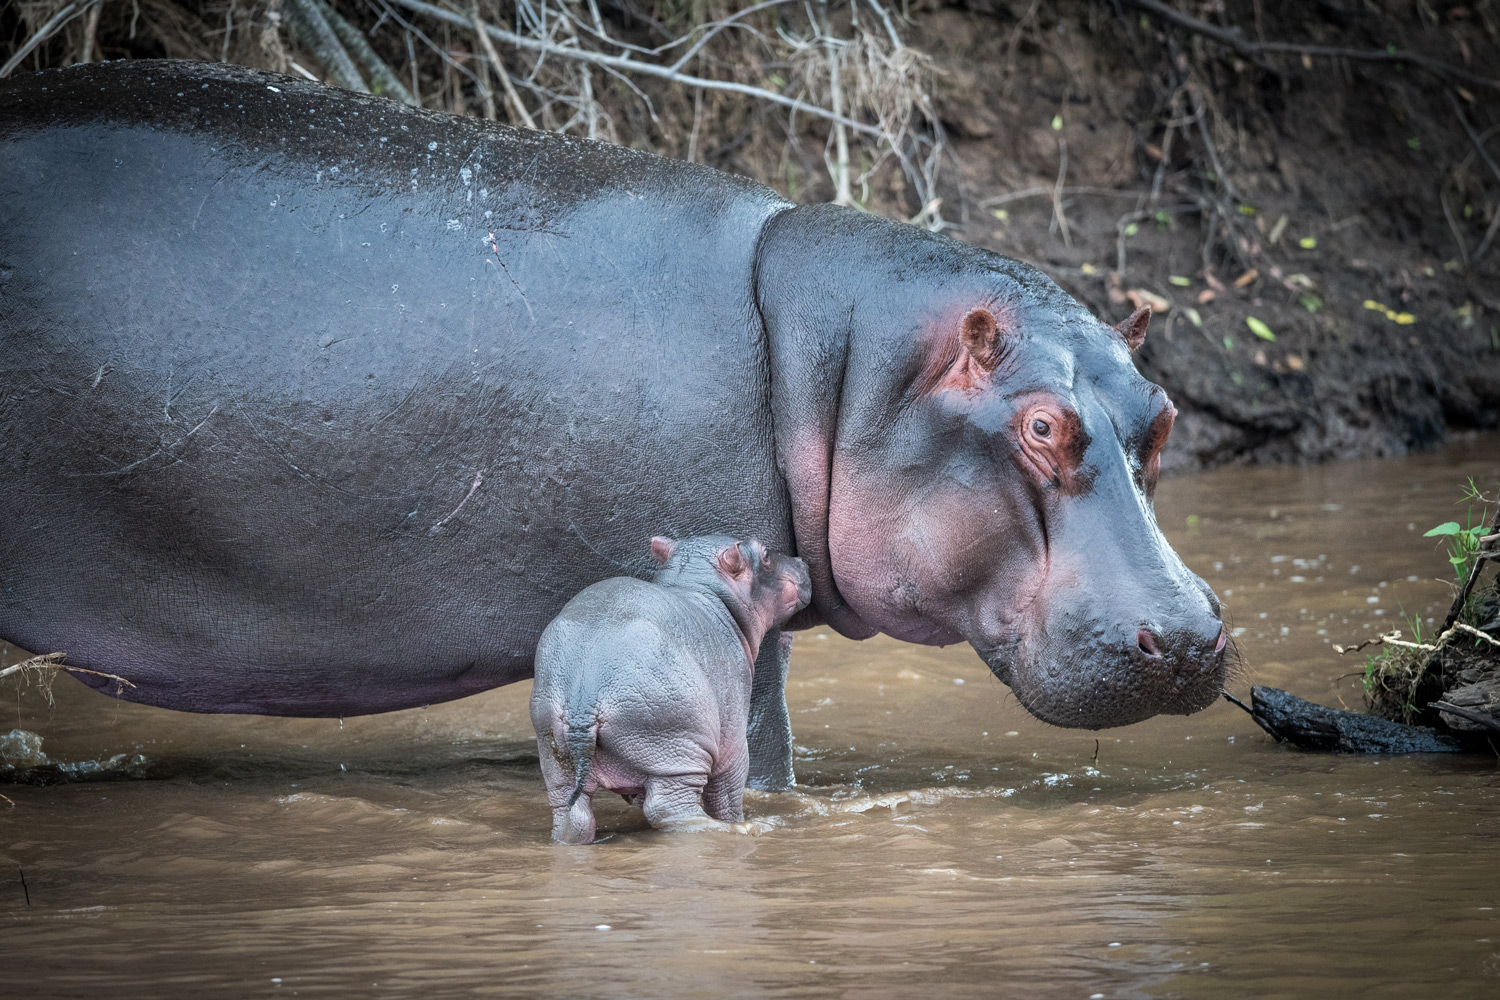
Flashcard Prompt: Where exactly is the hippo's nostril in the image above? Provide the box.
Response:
[1213,626,1227,653]
[1136,629,1162,658]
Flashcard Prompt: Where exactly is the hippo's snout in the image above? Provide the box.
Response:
[980,565,1229,730]
[1001,619,1228,730]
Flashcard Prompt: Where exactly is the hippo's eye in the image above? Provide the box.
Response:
[1031,418,1051,438]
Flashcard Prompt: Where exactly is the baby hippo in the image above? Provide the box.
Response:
[530,534,811,845]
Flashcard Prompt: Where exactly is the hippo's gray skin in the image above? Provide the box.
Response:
[532,535,810,844]
[0,61,1226,789]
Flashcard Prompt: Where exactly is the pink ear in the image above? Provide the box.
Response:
[649,536,676,563]
[716,543,746,579]
[960,307,1007,370]
[1115,305,1150,352]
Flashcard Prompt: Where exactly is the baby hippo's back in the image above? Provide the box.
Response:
[533,576,750,748]
[529,534,810,844]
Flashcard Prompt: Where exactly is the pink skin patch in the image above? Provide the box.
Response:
[782,426,879,638]
[912,303,1019,396]
[1139,404,1176,493]
[1008,392,1089,495]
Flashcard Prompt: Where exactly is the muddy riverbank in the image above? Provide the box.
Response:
[4,1,1499,470]
[3,437,1499,997]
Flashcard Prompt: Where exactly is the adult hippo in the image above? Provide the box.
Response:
[0,60,1226,789]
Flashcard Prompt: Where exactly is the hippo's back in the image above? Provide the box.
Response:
[0,61,792,716]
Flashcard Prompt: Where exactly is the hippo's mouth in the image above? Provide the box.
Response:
[977,642,1230,730]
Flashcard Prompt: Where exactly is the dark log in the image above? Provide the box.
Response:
[1228,687,1465,754]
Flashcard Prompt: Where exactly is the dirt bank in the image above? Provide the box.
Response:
[902,2,1500,473]
[4,0,1498,471]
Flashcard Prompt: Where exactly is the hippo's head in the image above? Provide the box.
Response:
[761,206,1227,729]
[650,535,812,652]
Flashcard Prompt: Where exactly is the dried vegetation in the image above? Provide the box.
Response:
[3,2,1500,467]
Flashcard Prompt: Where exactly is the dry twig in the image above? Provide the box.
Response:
[0,1,86,78]
[389,0,879,135]
[0,652,136,694]
[1120,0,1500,93]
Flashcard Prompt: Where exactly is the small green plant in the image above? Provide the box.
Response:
[1362,611,1429,721]
[1422,481,1492,584]
[1362,481,1497,723]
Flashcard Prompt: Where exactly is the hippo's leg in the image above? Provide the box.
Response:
[641,774,728,833]
[537,737,597,845]
[746,630,795,792]
[552,797,597,845]
[701,756,749,823]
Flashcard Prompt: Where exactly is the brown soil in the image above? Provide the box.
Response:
[4,0,1499,472]
[901,1,1500,473]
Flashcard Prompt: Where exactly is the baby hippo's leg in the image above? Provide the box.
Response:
[701,754,749,823]
[641,774,730,834]
[537,737,597,845]
[552,795,596,846]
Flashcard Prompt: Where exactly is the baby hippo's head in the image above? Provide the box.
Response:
[649,535,812,639]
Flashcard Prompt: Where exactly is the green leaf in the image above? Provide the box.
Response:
[1299,236,1317,249]
[1237,205,1257,216]
[1406,137,1421,150]
[1424,522,1462,537]
[1169,275,1191,287]
[1246,316,1276,341]
[1299,295,1323,313]
[1123,222,1139,237]
[1222,335,1235,351]
[1186,308,1203,327]
[1051,114,1063,131]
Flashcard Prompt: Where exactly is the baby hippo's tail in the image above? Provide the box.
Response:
[564,719,598,809]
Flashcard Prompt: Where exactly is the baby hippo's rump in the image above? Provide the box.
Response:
[530,535,811,844]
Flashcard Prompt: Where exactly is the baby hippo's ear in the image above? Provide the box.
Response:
[649,536,676,563]
[715,542,748,580]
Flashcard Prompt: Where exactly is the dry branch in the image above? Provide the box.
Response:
[0,1,85,78]
[469,2,535,127]
[1430,700,1500,733]
[0,652,135,690]
[387,0,881,136]
[1334,621,1498,657]
[285,0,371,92]
[320,0,418,104]
[1120,0,1500,93]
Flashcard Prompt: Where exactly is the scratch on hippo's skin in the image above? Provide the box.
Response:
[95,403,220,476]
[486,230,535,323]
[566,518,634,572]
[431,469,485,532]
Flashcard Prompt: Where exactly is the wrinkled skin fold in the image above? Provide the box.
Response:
[0,61,1224,739]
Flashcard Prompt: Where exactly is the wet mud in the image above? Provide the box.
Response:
[4,436,1500,998]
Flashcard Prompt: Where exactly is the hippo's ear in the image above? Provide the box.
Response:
[715,543,748,580]
[1114,305,1151,353]
[650,536,676,563]
[959,307,1009,371]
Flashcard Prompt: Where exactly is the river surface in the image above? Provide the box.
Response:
[4,438,1500,998]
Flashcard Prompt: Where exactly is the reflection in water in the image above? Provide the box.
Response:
[3,437,1500,997]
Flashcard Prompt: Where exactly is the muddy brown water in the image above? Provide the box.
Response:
[4,439,1500,998]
